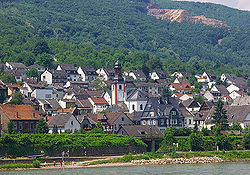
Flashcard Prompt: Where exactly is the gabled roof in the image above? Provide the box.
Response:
[58,64,76,71]
[86,90,105,98]
[204,72,216,80]
[90,97,108,104]
[4,69,26,76]
[27,64,44,69]
[182,100,200,108]
[104,112,126,125]
[7,62,26,69]
[76,115,96,124]
[103,68,115,77]
[231,96,250,106]
[0,104,41,121]
[213,85,229,95]
[171,83,191,90]
[57,108,76,114]
[79,66,98,75]
[46,70,67,76]
[119,125,163,138]
[153,70,171,79]
[130,70,147,79]
[126,89,149,101]
[38,99,61,111]
[226,105,250,123]
[75,99,93,108]
[87,113,107,122]
[48,113,75,127]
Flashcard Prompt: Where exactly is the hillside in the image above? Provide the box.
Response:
[0,0,249,74]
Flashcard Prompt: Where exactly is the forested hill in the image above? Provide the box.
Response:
[0,0,249,75]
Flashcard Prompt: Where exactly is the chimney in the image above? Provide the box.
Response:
[16,112,18,118]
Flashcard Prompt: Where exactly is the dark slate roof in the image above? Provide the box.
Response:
[205,72,217,80]
[79,66,98,75]
[182,100,200,108]
[226,105,250,123]
[7,62,26,69]
[47,70,67,76]
[130,70,147,79]
[48,113,73,127]
[105,112,126,125]
[23,77,38,84]
[76,115,96,124]
[213,85,229,95]
[58,64,76,71]
[119,125,163,138]
[38,99,61,111]
[75,99,93,108]
[86,90,105,98]
[4,69,26,76]
[127,111,143,122]
[154,70,171,79]
[126,89,149,101]
[134,82,165,88]
[103,68,115,77]
[27,64,44,69]
[180,72,192,78]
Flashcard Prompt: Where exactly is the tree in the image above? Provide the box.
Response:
[194,95,204,104]
[7,121,16,134]
[230,122,242,131]
[35,53,54,69]
[8,92,24,105]
[26,68,40,79]
[35,120,49,134]
[201,127,210,136]
[0,73,16,83]
[193,122,199,133]
[189,133,203,151]
[52,125,58,134]
[163,127,176,152]
[33,40,50,56]
[94,78,108,91]
[212,100,229,130]
[162,87,172,98]
[243,133,250,150]
[146,57,162,70]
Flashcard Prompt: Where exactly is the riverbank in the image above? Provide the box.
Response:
[0,151,249,170]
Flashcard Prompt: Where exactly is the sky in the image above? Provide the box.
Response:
[174,0,250,11]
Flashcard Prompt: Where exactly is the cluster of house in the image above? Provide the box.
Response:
[0,61,249,137]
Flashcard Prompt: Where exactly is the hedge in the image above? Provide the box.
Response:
[0,134,146,156]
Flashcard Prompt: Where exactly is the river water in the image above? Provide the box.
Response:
[1,162,249,175]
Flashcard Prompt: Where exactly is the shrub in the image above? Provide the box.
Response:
[189,133,203,151]
[32,160,40,168]
[243,133,250,150]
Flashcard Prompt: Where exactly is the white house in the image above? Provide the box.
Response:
[31,88,53,100]
[103,90,112,106]
[229,91,247,100]
[48,113,80,133]
[41,70,67,84]
[227,84,240,93]
[124,70,147,81]
[77,66,98,82]
[150,70,171,81]
[125,89,148,114]
[88,97,109,113]
[96,68,114,81]
[57,64,80,81]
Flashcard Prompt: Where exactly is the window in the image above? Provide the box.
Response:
[132,104,135,111]
[140,104,143,110]
[171,111,176,115]
[140,131,146,135]
[45,94,51,98]
[71,121,74,125]
[119,85,122,90]
[121,117,124,121]
[189,119,192,125]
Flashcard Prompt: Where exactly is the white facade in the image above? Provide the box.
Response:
[125,100,147,114]
[77,67,97,82]
[229,91,242,100]
[227,84,240,93]
[41,70,53,84]
[104,91,112,106]
[150,72,159,80]
[97,68,109,81]
[88,98,108,113]
[31,89,53,99]
[185,116,194,128]
[111,83,125,105]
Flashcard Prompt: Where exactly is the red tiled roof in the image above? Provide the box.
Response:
[0,104,41,121]
[90,98,108,104]
[57,108,76,114]
[171,83,192,90]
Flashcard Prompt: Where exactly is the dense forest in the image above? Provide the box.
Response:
[0,0,249,75]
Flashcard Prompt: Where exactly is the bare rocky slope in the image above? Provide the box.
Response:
[147,3,228,27]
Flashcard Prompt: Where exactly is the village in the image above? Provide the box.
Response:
[0,61,249,140]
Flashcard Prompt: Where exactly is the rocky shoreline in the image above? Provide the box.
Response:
[132,156,224,165]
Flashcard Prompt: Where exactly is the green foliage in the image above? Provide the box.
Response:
[0,134,146,156]
[212,124,222,136]
[64,129,72,134]
[0,163,33,169]
[173,127,192,136]
[26,68,40,79]
[94,78,108,91]
[0,73,16,83]
[52,125,58,134]
[243,133,250,150]
[230,122,242,131]
[7,92,24,105]
[212,100,229,130]
[32,160,40,168]
[194,95,204,104]
[162,127,176,152]
[162,87,172,98]
[33,40,50,56]
[189,133,203,151]
[193,123,199,133]
[0,0,249,75]
[35,53,54,69]
[35,120,49,134]
[7,121,16,134]
[216,135,232,150]
[201,128,211,136]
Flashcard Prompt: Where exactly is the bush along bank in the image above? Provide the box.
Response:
[159,133,247,152]
[0,134,146,157]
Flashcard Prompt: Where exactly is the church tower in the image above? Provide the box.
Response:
[111,61,125,105]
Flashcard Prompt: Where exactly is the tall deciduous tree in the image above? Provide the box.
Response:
[8,92,24,105]
[33,40,50,56]
[212,99,228,130]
